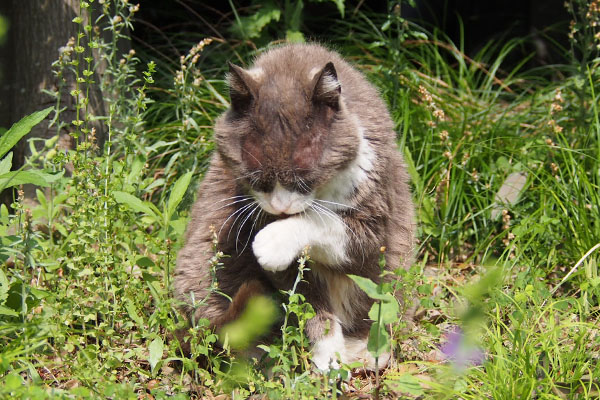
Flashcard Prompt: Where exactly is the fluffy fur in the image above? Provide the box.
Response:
[175,43,415,370]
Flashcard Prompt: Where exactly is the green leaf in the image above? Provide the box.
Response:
[29,287,50,299]
[0,107,53,159]
[285,30,305,43]
[310,0,345,17]
[330,0,345,17]
[0,305,18,317]
[0,269,9,304]
[348,274,378,296]
[135,256,155,267]
[169,218,188,238]
[219,296,277,350]
[230,2,281,39]
[367,321,390,358]
[113,191,159,219]
[166,171,192,221]
[126,154,146,185]
[0,152,12,175]
[125,299,144,327]
[3,372,23,390]
[36,188,47,209]
[385,374,424,396]
[347,274,389,301]
[368,295,400,324]
[287,0,303,31]
[147,337,164,374]
[0,169,64,189]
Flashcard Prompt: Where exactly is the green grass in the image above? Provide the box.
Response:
[1,1,600,398]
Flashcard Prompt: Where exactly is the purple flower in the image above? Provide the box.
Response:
[440,326,485,370]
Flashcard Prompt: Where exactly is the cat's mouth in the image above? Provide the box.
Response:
[276,212,299,220]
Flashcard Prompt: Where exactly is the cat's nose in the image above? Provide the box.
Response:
[270,196,291,214]
[269,182,295,214]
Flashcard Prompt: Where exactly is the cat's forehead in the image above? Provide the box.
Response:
[253,79,312,131]
[258,72,311,101]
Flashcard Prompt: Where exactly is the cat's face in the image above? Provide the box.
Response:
[216,60,358,216]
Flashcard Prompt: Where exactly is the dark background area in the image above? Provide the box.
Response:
[0,0,570,133]
[131,0,569,67]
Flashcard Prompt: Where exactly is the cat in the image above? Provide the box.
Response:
[175,43,415,370]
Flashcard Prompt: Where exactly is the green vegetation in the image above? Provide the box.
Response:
[1,0,599,398]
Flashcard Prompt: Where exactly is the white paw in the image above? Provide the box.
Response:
[344,337,391,370]
[313,352,341,371]
[312,325,346,372]
[252,219,305,272]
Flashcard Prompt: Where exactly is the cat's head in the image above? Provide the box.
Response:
[215,53,361,216]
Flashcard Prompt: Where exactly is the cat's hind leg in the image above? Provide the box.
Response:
[306,312,346,371]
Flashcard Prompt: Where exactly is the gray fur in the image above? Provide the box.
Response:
[175,43,415,364]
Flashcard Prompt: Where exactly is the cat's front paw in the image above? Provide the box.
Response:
[252,219,305,272]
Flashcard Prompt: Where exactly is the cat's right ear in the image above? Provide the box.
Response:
[227,62,258,113]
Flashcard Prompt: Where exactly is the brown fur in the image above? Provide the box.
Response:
[175,43,415,363]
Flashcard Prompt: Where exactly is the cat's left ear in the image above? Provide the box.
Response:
[311,62,341,110]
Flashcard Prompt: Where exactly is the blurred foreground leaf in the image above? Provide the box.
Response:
[220,295,277,350]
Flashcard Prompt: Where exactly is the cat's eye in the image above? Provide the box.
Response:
[252,179,275,193]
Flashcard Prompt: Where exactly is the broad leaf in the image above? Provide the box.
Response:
[0,269,9,304]
[147,337,164,374]
[166,171,192,221]
[126,154,146,185]
[113,191,159,219]
[230,1,280,39]
[0,305,18,317]
[385,374,424,396]
[3,373,23,390]
[125,299,144,327]
[0,169,64,189]
[368,295,400,324]
[367,321,390,358]
[0,107,53,159]
[330,0,345,17]
[135,256,155,267]
[0,152,12,175]
[348,274,389,301]
[286,30,305,43]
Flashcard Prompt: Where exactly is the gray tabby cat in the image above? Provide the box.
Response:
[175,43,415,370]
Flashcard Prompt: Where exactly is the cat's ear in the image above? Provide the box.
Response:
[311,62,341,110]
[227,62,258,112]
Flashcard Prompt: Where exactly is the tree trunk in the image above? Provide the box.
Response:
[6,1,79,166]
[0,0,129,201]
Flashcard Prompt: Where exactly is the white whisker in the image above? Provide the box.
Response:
[240,207,263,254]
[227,201,258,242]
[313,198,359,212]
[242,149,263,167]
[215,194,253,203]
[218,201,256,240]
[308,203,329,233]
[213,196,253,211]
[296,176,311,193]
[234,170,262,182]
[235,203,261,253]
